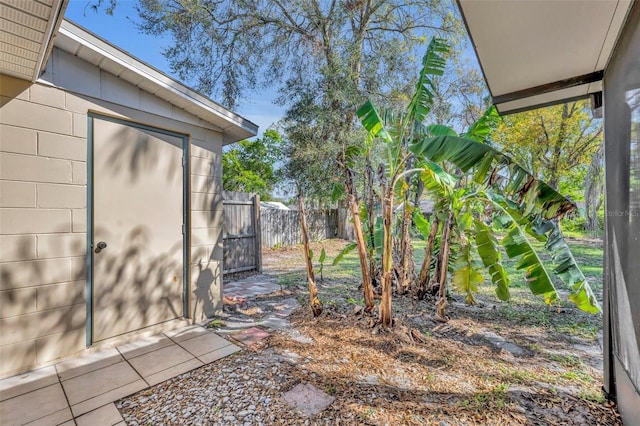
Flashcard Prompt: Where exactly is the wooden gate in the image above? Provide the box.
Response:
[222,191,261,274]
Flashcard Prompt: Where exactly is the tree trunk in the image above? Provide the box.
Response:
[435,212,454,322]
[398,198,412,295]
[365,157,380,289]
[380,187,394,328]
[417,216,440,299]
[345,167,375,312]
[585,143,604,235]
[297,192,323,317]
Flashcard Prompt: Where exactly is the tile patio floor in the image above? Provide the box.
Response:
[0,275,284,426]
[0,325,240,426]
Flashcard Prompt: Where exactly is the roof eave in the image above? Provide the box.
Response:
[456,0,633,115]
[33,0,68,82]
[55,20,257,142]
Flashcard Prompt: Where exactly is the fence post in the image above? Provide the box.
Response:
[253,194,262,272]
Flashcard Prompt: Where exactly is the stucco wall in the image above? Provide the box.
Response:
[0,46,225,378]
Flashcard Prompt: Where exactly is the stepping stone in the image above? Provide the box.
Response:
[481,331,525,356]
[284,329,313,344]
[223,296,248,306]
[230,327,270,346]
[273,298,300,317]
[261,317,289,330]
[282,383,335,417]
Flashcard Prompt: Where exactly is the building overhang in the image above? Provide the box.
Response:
[55,20,257,143]
[457,0,634,114]
[0,0,68,82]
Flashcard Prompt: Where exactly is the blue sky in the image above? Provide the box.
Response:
[64,0,283,137]
[64,1,482,138]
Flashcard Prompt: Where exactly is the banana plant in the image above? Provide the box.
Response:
[355,37,450,328]
[355,36,600,326]
[410,127,601,316]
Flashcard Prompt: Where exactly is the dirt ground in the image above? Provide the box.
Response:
[250,239,622,425]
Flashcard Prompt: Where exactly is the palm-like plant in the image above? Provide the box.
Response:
[410,129,600,316]
[355,38,600,326]
[356,38,449,327]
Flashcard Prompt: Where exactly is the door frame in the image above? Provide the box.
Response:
[85,112,190,346]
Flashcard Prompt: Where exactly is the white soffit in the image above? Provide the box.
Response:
[458,0,633,114]
[0,0,67,81]
[55,20,257,143]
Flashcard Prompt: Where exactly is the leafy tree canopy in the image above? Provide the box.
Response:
[222,130,282,200]
[491,100,602,197]
[91,0,487,202]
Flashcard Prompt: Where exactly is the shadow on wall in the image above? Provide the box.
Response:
[0,228,86,376]
[190,139,224,318]
[91,225,186,342]
[192,259,222,320]
[104,125,183,185]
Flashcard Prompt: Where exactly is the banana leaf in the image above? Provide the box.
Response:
[474,219,510,301]
[410,135,577,220]
[452,244,484,305]
[487,192,600,313]
[427,124,457,137]
[464,106,500,143]
[532,218,601,314]
[413,210,431,240]
[356,100,392,144]
[407,38,449,127]
[332,242,357,265]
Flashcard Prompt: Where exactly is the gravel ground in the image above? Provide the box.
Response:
[117,240,621,425]
[119,349,321,426]
[117,278,339,425]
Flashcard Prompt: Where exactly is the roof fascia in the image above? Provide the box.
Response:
[58,20,258,139]
[493,71,603,106]
[33,0,68,82]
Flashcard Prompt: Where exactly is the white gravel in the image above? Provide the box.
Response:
[118,350,302,425]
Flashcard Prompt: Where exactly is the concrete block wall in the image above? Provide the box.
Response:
[0,46,226,377]
[0,75,87,377]
[190,138,224,320]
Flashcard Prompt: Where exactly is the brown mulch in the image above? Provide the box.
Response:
[257,239,621,425]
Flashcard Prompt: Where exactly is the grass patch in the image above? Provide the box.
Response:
[578,388,607,404]
[458,383,509,411]
[207,319,226,328]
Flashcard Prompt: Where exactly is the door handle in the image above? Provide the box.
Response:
[95,241,107,253]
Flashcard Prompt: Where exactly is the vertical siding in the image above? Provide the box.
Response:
[189,137,224,320]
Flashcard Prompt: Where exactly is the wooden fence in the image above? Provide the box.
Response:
[223,191,354,274]
[222,191,261,274]
[261,208,346,247]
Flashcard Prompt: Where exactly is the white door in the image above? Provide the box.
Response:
[91,116,185,342]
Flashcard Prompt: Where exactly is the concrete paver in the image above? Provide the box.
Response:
[164,324,208,343]
[56,348,123,381]
[178,331,233,357]
[145,358,204,386]
[62,361,141,407]
[116,334,173,359]
[0,366,58,402]
[0,383,71,426]
[69,379,147,418]
[0,274,285,425]
[126,344,195,379]
[197,344,241,364]
[75,403,124,426]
